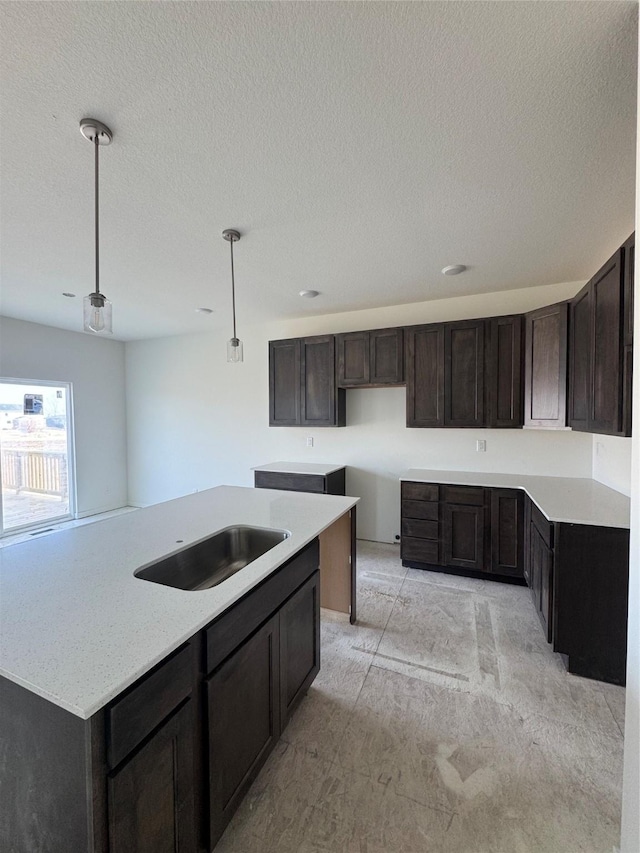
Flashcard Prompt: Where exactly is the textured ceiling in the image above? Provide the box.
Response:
[0,1,637,341]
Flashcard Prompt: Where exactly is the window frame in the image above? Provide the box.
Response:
[0,377,77,537]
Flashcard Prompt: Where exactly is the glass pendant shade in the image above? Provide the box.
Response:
[227,336,243,363]
[83,293,113,335]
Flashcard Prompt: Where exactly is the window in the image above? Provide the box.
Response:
[0,379,75,535]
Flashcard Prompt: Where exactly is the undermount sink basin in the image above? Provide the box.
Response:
[134,525,290,591]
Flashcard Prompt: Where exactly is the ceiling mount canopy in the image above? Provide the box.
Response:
[80,117,113,335]
[223,229,243,363]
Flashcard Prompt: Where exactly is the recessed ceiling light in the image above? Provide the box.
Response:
[62,292,76,298]
[441,265,467,276]
[196,307,214,314]
[299,290,320,298]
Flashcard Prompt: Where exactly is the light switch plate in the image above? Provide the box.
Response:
[306,436,314,447]
[476,439,487,452]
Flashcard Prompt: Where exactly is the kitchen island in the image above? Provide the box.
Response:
[0,486,358,853]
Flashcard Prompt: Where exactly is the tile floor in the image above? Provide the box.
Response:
[216,541,625,853]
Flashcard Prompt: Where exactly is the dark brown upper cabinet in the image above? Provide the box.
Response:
[269,336,346,427]
[523,302,569,429]
[406,324,445,427]
[269,338,301,426]
[444,320,485,427]
[486,315,524,428]
[569,237,633,436]
[337,328,404,387]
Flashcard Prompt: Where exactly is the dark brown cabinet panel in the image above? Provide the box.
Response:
[279,571,320,729]
[490,489,524,578]
[591,250,624,434]
[486,315,523,428]
[442,502,485,572]
[254,468,346,496]
[337,328,404,387]
[269,336,345,427]
[569,242,632,437]
[337,331,369,386]
[444,320,485,427]
[269,339,301,426]
[623,233,634,348]
[370,328,404,385]
[406,324,445,427]
[524,302,568,429]
[527,521,553,642]
[208,615,281,848]
[108,701,197,853]
[301,335,346,426]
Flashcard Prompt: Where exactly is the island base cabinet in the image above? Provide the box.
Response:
[208,615,281,849]
[108,701,197,853]
[279,571,320,729]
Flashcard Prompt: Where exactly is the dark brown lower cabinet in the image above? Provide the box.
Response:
[442,503,485,572]
[527,515,553,642]
[108,701,197,853]
[0,542,321,853]
[279,572,321,729]
[208,615,281,848]
[491,489,524,578]
[401,481,523,582]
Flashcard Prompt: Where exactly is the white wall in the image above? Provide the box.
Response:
[592,435,633,496]
[0,316,128,517]
[126,280,595,542]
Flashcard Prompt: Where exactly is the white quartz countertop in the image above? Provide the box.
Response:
[401,469,630,529]
[253,461,346,475]
[0,486,358,720]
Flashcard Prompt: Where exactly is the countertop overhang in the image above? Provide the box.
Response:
[400,469,630,529]
[0,486,358,719]
[252,461,346,475]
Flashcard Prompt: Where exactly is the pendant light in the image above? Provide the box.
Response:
[80,118,113,335]
[223,229,243,363]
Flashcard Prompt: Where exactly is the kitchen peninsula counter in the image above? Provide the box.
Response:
[0,486,358,719]
[401,469,630,529]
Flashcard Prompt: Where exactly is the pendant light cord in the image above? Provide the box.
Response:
[230,236,237,340]
[94,135,100,298]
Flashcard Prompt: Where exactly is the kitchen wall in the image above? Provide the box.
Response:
[592,434,633,496]
[0,316,128,517]
[125,279,598,542]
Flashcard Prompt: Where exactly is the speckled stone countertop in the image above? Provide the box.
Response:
[401,469,630,529]
[0,486,358,720]
[253,461,346,475]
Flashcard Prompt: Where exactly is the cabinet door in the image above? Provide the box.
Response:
[623,233,634,348]
[490,489,524,578]
[337,331,370,387]
[444,320,485,427]
[442,503,485,571]
[590,249,624,435]
[269,339,300,426]
[279,571,320,729]
[524,302,568,429]
[406,324,445,427]
[370,328,404,385]
[300,335,345,426]
[208,615,280,847]
[486,316,523,428]
[539,538,553,643]
[529,521,543,613]
[108,701,197,853]
[568,284,592,431]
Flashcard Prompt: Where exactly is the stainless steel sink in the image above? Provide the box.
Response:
[134,525,290,591]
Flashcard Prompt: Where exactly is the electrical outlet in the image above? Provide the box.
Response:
[476,439,486,452]
[306,436,314,447]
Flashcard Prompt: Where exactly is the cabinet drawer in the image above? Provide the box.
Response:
[254,471,325,493]
[401,500,439,521]
[401,518,439,540]
[207,539,319,673]
[401,482,439,502]
[107,643,193,769]
[441,485,485,506]
[401,537,439,564]
[531,503,553,548]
